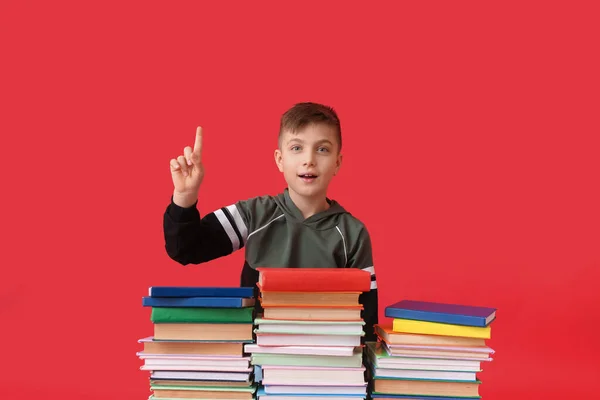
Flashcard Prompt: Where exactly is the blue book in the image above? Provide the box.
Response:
[384,300,496,327]
[142,296,255,308]
[148,286,254,298]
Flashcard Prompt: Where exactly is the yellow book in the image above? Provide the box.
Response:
[392,318,491,339]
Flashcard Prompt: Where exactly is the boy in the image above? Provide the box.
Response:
[163,102,378,341]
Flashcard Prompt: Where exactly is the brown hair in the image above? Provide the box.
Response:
[278,102,342,152]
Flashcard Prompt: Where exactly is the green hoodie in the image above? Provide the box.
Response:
[163,188,379,341]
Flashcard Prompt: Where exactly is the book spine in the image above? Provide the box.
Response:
[261,275,370,292]
[149,287,254,298]
[384,308,487,327]
[151,307,254,323]
[392,319,491,339]
[142,297,245,308]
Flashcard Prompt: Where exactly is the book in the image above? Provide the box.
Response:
[256,268,371,292]
[149,384,256,400]
[385,300,496,327]
[142,296,255,308]
[256,387,366,399]
[251,350,363,368]
[365,342,482,371]
[261,365,367,386]
[244,344,358,357]
[148,286,255,298]
[372,377,481,397]
[263,386,367,395]
[259,291,361,306]
[138,337,246,356]
[154,323,253,341]
[374,325,486,347]
[255,332,362,347]
[263,305,363,321]
[371,395,478,400]
[151,306,254,323]
[150,370,252,381]
[392,319,491,339]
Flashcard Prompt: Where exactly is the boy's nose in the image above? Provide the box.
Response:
[303,155,315,166]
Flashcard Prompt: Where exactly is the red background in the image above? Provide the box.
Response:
[1,1,599,398]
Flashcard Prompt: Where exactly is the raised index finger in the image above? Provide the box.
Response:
[193,126,203,158]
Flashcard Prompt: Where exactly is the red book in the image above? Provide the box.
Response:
[256,267,371,292]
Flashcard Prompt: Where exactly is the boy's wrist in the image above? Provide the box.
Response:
[172,191,198,208]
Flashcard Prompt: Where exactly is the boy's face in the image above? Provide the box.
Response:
[274,123,342,201]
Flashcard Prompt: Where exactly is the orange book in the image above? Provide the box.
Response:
[256,268,371,292]
[259,291,360,306]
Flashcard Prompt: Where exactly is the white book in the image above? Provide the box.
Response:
[262,366,366,385]
[256,323,364,335]
[376,356,481,368]
[141,364,252,372]
[374,361,480,372]
[256,333,361,347]
[373,367,478,381]
[264,385,367,395]
[137,352,249,360]
[142,357,250,368]
[244,344,356,357]
[259,395,364,400]
[150,370,251,381]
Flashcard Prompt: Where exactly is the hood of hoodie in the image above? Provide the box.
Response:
[273,188,349,231]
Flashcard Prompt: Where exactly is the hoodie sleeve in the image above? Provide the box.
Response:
[163,197,251,265]
[347,226,379,343]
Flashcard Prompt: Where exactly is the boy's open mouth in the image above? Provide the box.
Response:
[298,174,318,181]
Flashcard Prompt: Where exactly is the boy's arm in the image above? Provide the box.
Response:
[347,226,379,343]
[163,198,249,265]
[164,126,253,265]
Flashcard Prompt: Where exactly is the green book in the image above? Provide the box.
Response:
[151,307,254,323]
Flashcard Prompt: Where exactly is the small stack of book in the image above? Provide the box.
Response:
[368,300,496,400]
[137,286,257,400]
[245,268,372,400]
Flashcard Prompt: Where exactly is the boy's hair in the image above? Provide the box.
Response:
[279,102,342,152]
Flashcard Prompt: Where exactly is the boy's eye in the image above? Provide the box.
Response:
[318,147,329,152]
[291,145,301,151]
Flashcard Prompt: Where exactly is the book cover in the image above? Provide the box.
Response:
[149,286,254,298]
[392,318,491,339]
[371,395,480,400]
[256,268,371,292]
[142,296,255,308]
[151,306,254,323]
[385,300,496,327]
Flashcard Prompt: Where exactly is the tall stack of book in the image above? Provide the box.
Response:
[367,300,496,400]
[137,286,257,400]
[245,268,372,400]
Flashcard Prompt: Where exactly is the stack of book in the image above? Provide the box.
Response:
[245,268,372,400]
[137,286,257,400]
[368,300,496,400]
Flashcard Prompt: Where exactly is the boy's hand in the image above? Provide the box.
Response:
[170,126,205,208]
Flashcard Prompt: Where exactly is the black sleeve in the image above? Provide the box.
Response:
[163,197,236,265]
[360,288,379,343]
[345,226,379,344]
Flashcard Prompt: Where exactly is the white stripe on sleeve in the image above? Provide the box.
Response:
[226,204,248,244]
[214,209,240,251]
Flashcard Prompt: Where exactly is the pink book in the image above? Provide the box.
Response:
[386,344,495,353]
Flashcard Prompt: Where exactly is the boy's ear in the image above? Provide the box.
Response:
[334,153,343,175]
[274,148,284,172]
